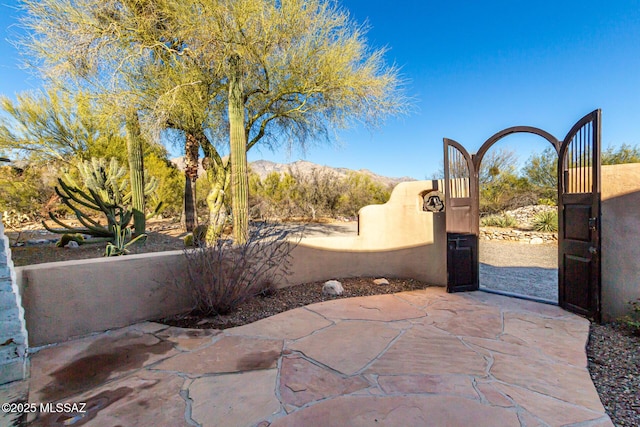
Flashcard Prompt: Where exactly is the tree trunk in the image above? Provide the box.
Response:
[125,108,146,236]
[181,132,199,232]
[228,54,249,243]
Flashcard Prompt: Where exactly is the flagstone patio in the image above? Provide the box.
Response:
[22,287,612,426]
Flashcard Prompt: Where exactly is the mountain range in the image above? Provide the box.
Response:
[170,158,415,188]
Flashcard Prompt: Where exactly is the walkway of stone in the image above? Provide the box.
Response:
[26,288,612,426]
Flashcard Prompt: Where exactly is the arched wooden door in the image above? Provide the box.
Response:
[443,138,479,292]
[558,110,602,320]
[442,110,602,320]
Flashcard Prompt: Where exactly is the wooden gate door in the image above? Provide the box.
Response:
[558,109,602,320]
[444,139,479,292]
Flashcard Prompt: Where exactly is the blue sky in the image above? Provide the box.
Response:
[2,0,640,179]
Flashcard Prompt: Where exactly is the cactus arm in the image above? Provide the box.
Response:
[73,212,111,236]
[56,179,101,211]
[42,214,110,237]
[146,201,164,220]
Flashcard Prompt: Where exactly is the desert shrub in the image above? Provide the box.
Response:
[0,164,57,222]
[480,213,518,228]
[532,210,558,232]
[480,173,538,214]
[537,198,556,206]
[143,153,184,217]
[182,221,302,315]
[248,169,391,220]
[336,171,391,217]
[622,299,640,335]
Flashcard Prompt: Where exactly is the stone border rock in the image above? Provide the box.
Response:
[480,227,557,244]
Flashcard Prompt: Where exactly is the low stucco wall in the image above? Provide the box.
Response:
[17,251,192,346]
[16,180,447,346]
[601,163,640,321]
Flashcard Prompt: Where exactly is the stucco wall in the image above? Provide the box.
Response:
[16,180,447,346]
[17,251,192,346]
[601,163,640,321]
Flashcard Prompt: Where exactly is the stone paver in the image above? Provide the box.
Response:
[155,326,221,351]
[29,370,187,427]
[189,370,281,427]
[377,374,477,399]
[288,320,400,375]
[25,287,613,426]
[227,307,333,340]
[29,329,178,403]
[494,383,609,427]
[270,395,521,427]
[152,335,282,375]
[279,355,369,407]
[490,352,605,412]
[366,325,488,376]
[306,294,427,321]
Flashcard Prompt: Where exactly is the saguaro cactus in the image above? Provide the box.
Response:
[125,108,146,236]
[229,53,249,244]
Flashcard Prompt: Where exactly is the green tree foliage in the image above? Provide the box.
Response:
[478,148,537,214]
[249,169,391,220]
[0,89,184,220]
[0,90,120,163]
[0,164,56,223]
[522,147,558,203]
[601,143,640,165]
[338,172,392,217]
[480,173,537,214]
[22,0,406,243]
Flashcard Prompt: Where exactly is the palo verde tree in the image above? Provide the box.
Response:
[19,0,184,235]
[0,89,119,163]
[173,0,406,242]
[21,0,227,234]
[21,0,406,243]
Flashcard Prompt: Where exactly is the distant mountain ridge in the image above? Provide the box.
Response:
[249,160,415,187]
[170,157,415,188]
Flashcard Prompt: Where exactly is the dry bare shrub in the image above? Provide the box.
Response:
[182,221,303,315]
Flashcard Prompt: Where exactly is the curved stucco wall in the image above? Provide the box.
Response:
[303,180,444,251]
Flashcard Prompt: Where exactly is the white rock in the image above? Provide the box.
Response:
[322,280,344,296]
[529,237,544,245]
[65,241,80,248]
[373,278,389,286]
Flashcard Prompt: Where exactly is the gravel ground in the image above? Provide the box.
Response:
[587,323,640,426]
[156,277,430,329]
[479,239,558,302]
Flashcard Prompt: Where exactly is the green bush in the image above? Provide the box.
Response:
[248,169,391,220]
[144,153,184,217]
[480,213,518,228]
[532,210,558,232]
[537,198,556,206]
[55,233,85,247]
[0,164,57,222]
